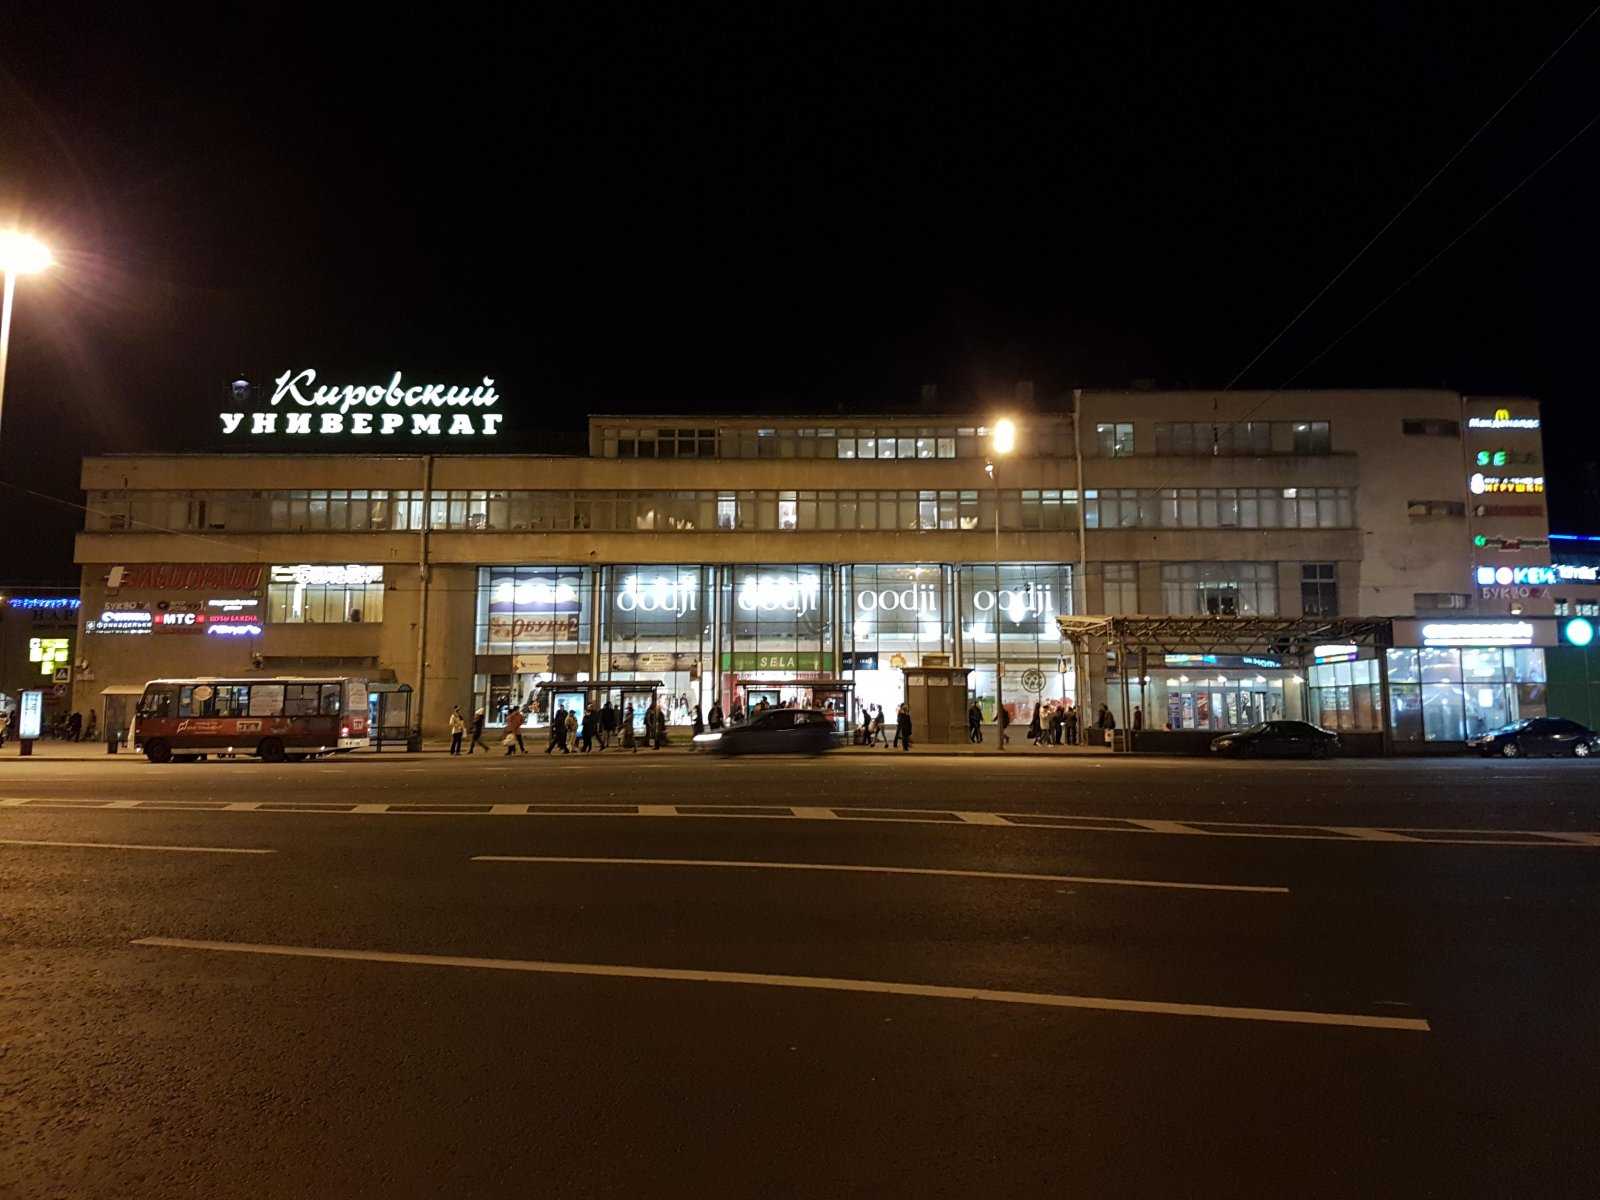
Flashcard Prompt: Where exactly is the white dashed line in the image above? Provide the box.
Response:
[0,838,273,855]
[469,854,1289,894]
[132,936,1428,1031]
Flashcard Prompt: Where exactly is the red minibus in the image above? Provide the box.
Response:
[133,677,368,762]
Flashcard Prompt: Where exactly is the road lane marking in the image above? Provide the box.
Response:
[6,797,1592,849]
[470,855,1289,894]
[0,838,273,855]
[132,937,1427,1031]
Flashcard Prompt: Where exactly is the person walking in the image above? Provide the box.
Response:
[730,700,745,724]
[997,702,1011,748]
[545,707,565,753]
[580,706,597,753]
[83,710,99,743]
[1027,701,1043,747]
[467,708,488,753]
[967,701,983,744]
[650,701,667,750]
[891,703,905,750]
[68,711,83,742]
[1099,704,1116,732]
[1132,705,1144,731]
[622,703,637,751]
[691,704,704,737]
[1066,703,1079,745]
[870,705,886,747]
[896,702,913,752]
[708,699,724,730]
[447,706,465,755]
[0,708,9,748]
[505,706,527,755]
[600,699,616,750]
[1050,704,1064,745]
[564,708,578,751]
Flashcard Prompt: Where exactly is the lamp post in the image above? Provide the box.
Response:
[0,231,54,447]
[986,417,1016,749]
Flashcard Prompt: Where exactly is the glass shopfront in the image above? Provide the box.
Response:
[719,563,834,717]
[1385,646,1546,743]
[1141,664,1296,731]
[1308,657,1382,732]
[958,563,1075,721]
[474,566,594,725]
[606,565,711,726]
[847,564,948,720]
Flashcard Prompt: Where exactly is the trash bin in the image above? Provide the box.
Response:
[406,728,423,753]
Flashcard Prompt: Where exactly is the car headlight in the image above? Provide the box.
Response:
[692,731,722,743]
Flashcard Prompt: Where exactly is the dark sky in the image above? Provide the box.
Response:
[3,6,1598,584]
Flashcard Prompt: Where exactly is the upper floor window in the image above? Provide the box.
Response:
[1407,500,1466,518]
[1096,423,1135,457]
[1102,562,1139,614]
[1293,421,1331,455]
[1401,419,1460,438]
[1301,563,1337,617]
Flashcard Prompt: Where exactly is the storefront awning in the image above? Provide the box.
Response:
[1056,615,1394,656]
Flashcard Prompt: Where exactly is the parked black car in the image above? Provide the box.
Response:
[695,707,841,755]
[1467,717,1597,758]
[1210,720,1340,759]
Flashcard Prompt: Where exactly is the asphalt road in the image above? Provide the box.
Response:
[2,753,1596,1198]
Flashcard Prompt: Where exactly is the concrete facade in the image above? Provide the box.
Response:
[70,390,1547,739]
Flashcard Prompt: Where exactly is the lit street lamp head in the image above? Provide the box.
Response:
[0,232,53,275]
[992,417,1016,456]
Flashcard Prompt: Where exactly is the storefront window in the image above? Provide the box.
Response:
[1308,658,1381,731]
[958,564,1075,719]
[266,564,384,624]
[848,564,947,719]
[721,564,834,716]
[1385,646,1545,742]
[605,565,709,725]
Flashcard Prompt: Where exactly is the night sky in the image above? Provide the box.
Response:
[3,7,1598,585]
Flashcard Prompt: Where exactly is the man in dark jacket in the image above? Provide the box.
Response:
[896,703,913,752]
[599,700,616,749]
[967,702,983,744]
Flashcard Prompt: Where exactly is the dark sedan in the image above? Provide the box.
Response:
[1210,720,1341,759]
[1467,717,1597,758]
[695,707,841,755]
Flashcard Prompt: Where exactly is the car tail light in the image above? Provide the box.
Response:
[341,726,350,737]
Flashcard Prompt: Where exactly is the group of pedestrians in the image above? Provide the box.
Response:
[852,703,913,750]
[448,698,686,755]
[961,699,1130,747]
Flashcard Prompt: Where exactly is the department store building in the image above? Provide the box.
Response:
[71,387,1586,748]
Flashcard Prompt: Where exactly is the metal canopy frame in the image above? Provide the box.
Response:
[1055,615,1393,657]
[534,678,665,694]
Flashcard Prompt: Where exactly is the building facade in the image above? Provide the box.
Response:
[70,388,1588,748]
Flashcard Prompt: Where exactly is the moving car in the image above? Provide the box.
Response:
[694,707,840,755]
[1467,717,1597,758]
[1210,720,1340,759]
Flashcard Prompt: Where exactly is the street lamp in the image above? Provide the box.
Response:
[986,417,1016,749]
[0,231,54,446]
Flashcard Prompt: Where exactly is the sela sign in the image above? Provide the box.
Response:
[220,370,503,438]
[1476,564,1600,587]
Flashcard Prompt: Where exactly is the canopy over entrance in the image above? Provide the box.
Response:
[1055,615,1393,656]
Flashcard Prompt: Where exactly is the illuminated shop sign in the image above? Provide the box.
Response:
[1468,473,1543,495]
[19,690,43,740]
[485,569,584,646]
[28,638,70,677]
[1467,408,1540,430]
[739,573,819,618]
[86,611,154,635]
[207,597,260,610]
[856,581,940,614]
[206,621,263,637]
[1421,622,1534,647]
[270,564,384,586]
[7,597,78,610]
[220,369,503,438]
[616,573,699,617]
[107,564,265,591]
[1476,564,1600,587]
[1564,617,1595,647]
[973,583,1053,624]
[1163,653,1283,669]
[1312,644,1359,662]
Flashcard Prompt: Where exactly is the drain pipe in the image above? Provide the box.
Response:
[1072,388,1091,717]
[411,454,434,750]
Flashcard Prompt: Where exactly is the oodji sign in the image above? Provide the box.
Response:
[107,565,265,591]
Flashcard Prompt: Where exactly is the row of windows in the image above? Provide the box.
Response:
[1097,421,1334,458]
[139,682,346,720]
[1099,561,1337,616]
[88,486,1356,534]
[597,424,1077,460]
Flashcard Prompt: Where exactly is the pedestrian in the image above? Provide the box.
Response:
[1133,705,1144,731]
[692,704,704,737]
[580,706,596,753]
[565,708,578,751]
[600,699,616,750]
[892,704,905,749]
[997,703,1011,748]
[1099,704,1116,731]
[83,709,98,743]
[968,701,983,744]
[731,700,745,724]
[708,699,724,729]
[648,700,667,749]
[546,706,565,753]
[68,711,83,742]
[1066,703,1079,745]
[0,709,9,748]
[896,702,912,752]
[1050,704,1064,745]
[1027,701,1043,747]
[622,703,637,751]
[448,705,465,755]
[505,705,527,755]
[869,705,884,747]
[467,708,488,753]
